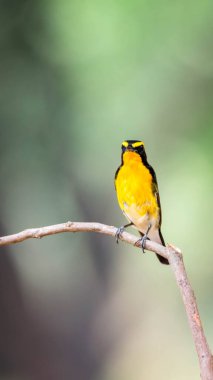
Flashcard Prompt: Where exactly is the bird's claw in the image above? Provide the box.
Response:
[141,234,147,253]
[115,226,124,244]
[137,234,149,253]
[138,224,151,253]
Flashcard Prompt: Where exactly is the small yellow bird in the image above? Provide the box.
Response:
[115,140,169,265]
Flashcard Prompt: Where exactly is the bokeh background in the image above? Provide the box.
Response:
[0,1,213,379]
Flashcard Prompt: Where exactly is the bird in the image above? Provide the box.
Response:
[114,140,169,265]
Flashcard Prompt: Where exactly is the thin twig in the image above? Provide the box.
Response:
[0,221,212,379]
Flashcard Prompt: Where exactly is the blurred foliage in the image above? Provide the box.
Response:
[0,0,213,379]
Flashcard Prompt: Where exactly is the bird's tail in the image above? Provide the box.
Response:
[156,253,169,265]
[140,229,169,265]
[156,229,169,265]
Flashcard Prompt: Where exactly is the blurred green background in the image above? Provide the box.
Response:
[0,0,212,379]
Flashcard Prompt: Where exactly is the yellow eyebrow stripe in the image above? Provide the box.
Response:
[122,141,128,147]
[132,141,144,148]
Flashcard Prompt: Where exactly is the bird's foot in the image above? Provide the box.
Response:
[136,234,150,253]
[138,224,151,253]
[115,226,124,244]
[140,234,148,253]
[115,222,133,243]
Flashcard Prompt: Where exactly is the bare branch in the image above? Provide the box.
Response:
[0,221,168,259]
[167,245,213,380]
[0,221,212,379]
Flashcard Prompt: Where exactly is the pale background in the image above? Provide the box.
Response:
[0,1,212,379]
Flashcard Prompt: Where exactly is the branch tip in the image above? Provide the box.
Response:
[168,243,182,254]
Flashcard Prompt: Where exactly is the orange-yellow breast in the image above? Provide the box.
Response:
[115,151,160,232]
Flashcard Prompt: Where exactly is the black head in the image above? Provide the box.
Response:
[121,140,145,156]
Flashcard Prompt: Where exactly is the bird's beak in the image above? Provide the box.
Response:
[126,146,134,152]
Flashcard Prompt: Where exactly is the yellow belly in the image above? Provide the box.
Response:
[115,151,160,233]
